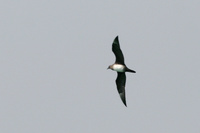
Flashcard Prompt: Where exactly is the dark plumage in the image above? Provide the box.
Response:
[112,36,125,65]
[108,36,136,106]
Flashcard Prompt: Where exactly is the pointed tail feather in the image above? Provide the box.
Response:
[126,68,136,73]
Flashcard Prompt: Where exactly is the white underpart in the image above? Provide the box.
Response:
[113,64,125,72]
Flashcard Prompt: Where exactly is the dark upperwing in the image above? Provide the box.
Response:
[112,36,125,65]
[116,72,127,106]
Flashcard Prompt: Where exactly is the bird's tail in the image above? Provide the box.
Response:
[126,68,136,73]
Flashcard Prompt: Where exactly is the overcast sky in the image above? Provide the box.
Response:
[1,0,200,133]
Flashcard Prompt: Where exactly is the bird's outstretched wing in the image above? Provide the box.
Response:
[116,72,127,106]
[112,36,125,65]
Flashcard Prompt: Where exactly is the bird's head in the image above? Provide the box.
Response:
[107,65,111,70]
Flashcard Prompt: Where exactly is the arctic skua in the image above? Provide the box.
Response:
[108,36,136,107]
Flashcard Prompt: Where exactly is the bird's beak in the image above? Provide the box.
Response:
[107,66,110,69]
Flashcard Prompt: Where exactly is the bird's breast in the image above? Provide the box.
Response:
[112,64,125,72]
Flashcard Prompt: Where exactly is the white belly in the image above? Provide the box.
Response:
[113,64,125,72]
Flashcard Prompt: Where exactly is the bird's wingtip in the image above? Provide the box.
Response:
[114,36,119,43]
[120,93,127,107]
[124,103,127,107]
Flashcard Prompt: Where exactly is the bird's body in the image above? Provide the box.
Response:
[108,36,136,107]
[109,64,125,72]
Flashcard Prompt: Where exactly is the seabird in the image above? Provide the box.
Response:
[108,36,136,107]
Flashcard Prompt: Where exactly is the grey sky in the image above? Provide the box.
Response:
[1,0,200,133]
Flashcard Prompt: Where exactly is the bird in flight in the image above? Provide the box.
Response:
[107,36,136,107]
